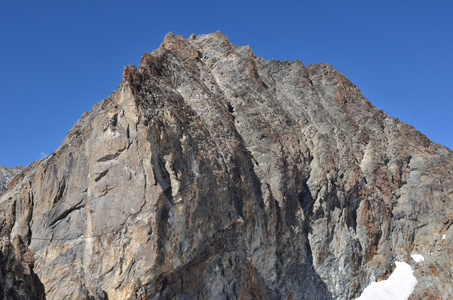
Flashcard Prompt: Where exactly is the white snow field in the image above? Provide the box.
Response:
[356,262,417,300]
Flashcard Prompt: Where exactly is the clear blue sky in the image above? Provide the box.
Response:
[1,1,452,168]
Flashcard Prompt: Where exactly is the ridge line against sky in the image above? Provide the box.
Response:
[1,1,452,168]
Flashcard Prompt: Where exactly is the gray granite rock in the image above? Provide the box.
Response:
[0,32,451,299]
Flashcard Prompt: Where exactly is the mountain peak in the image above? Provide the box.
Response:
[0,165,22,195]
[1,32,451,299]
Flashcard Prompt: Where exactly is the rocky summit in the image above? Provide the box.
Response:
[0,166,22,195]
[0,32,452,299]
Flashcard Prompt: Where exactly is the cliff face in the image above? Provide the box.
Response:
[0,32,452,299]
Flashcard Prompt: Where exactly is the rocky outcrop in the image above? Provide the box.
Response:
[0,166,22,195]
[0,32,452,299]
[0,236,45,300]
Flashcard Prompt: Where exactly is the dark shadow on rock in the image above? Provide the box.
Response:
[0,236,46,299]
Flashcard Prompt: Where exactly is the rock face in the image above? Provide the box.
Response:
[0,236,45,300]
[0,32,452,299]
[0,166,22,195]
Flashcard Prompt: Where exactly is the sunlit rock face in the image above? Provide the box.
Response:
[0,32,452,299]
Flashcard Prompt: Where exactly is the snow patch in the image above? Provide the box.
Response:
[356,262,417,300]
[442,234,446,240]
[411,254,424,263]
[360,151,373,173]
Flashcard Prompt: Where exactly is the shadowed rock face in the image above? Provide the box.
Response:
[0,32,452,299]
[0,236,45,300]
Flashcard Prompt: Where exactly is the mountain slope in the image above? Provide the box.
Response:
[0,32,452,299]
